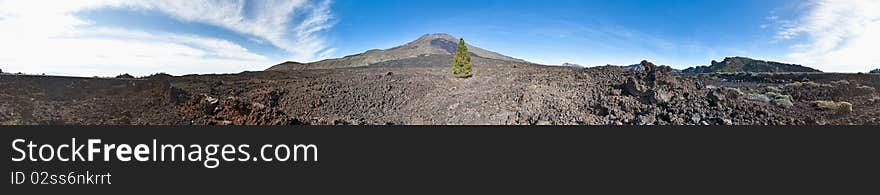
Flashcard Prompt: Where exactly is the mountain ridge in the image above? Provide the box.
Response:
[682,57,821,73]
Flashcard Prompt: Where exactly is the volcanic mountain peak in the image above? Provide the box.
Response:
[414,33,457,42]
[267,33,527,71]
[386,33,462,57]
[399,33,459,51]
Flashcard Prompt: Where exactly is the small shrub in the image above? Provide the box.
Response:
[830,80,875,96]
[785,81,830,88]
[830,80,850,86]
[745,93,770,103]
[723,87,745,98]
[812,101,853,114]
[771,98,794,108]
[766,92,794,108]
[785,80,874,99]
[856,85,875,93]
[766,92,792,102]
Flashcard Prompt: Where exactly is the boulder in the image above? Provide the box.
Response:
[707,91,724,107]
[651,90,672,104]
[622,77,648,96]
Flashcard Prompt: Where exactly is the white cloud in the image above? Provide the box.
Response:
[0,0,334,76]
[105,0,336,61]
[71,28,270,61]
[779,0,880,72]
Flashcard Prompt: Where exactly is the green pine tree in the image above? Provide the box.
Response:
[452,38,472,78]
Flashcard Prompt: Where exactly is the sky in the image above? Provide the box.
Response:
[0,0,877,76]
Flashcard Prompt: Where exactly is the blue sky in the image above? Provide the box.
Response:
[330,0,801,67]
[0,0,877,76]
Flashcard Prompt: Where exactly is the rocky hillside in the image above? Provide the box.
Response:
[267,33,527,71]
[682,57,821,73]
[4,58,878,125]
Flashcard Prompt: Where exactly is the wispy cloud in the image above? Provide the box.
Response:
[775,0,880,72]
[0,0,335,76]
[106,0,336,61]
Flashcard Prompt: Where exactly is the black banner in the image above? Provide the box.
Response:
[2,126,877,193]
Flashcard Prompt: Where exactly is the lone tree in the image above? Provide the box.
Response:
[452,38,472,78]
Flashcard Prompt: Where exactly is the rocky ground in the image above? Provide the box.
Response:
[2,60,878,125]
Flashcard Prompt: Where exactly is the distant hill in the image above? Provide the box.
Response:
[562,63,584,68]
[871,68,880,74]
[268,33,527,71]
[622,64,643,71]
[682,57,821,73]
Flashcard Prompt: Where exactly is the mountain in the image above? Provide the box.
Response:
[267,33,527,71]
[871,68,880,74]
[682,57,821,73]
